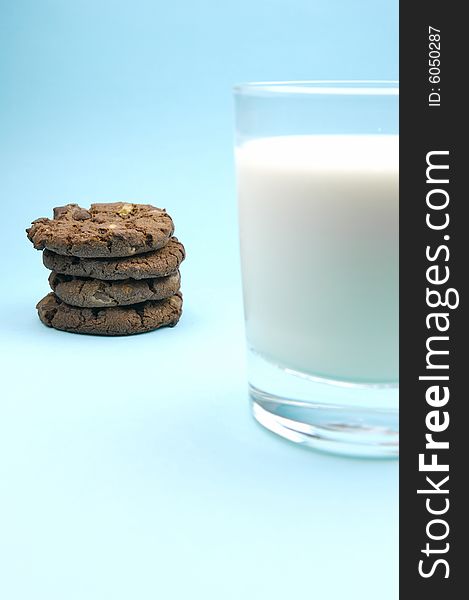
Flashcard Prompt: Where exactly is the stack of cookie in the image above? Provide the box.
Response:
[26,203,185,335]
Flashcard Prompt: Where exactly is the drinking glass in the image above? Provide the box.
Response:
[234,81,399,458]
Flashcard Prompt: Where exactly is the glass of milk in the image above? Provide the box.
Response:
[234,81,398,458]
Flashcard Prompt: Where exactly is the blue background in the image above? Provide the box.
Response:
[0,1,398,598]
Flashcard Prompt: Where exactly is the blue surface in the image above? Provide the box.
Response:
[0,1,398,598]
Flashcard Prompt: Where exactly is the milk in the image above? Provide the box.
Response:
[236,135,399,384]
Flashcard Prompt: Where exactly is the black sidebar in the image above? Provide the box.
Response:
[400,2,465,597]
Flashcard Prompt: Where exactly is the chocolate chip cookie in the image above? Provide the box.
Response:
[49,271,181,308]
[27,202,174,258]
[43,237,185,280]
[37,292,183,336]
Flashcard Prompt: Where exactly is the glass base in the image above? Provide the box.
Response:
[248,349,399,459]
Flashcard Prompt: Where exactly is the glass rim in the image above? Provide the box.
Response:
[233,80,399,96]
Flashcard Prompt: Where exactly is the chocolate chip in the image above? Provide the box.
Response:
[72,209,91,221]
[53,206,74,219]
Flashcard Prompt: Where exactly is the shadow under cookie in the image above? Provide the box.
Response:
[49,271,181,307]
[37,292,183,336]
